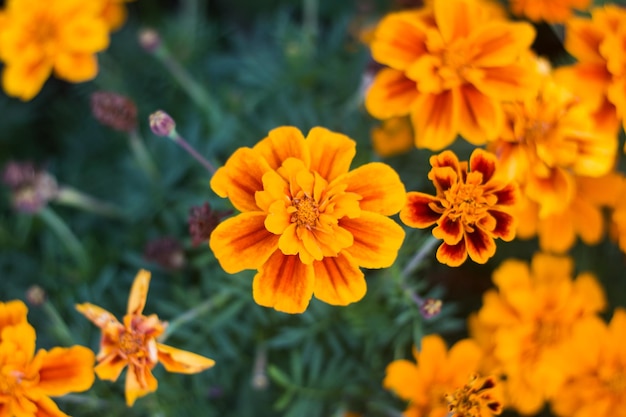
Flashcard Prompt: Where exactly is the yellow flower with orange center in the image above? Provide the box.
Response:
[209,126,406,314]
[400,149,517,267]
[76,270,215,406]
[507,0,591,23]
[551,308,626,417]
[489,63,617,218]
[383,334,502,417]
[365,0,539,150]
[0,0,110,101]
[0,300,95,417]
[469,253,606,415]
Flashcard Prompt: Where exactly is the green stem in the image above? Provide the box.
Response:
[128,129,159,181]
[57,394,109,409]
[55,187,127,220]
[302,0,319,39]
[37,207,90,270]
[42,300,76,346]
[160,293,230,342]
[401,235,439,277]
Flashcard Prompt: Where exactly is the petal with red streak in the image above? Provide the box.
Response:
[125,364,158,406]
[489,209,517,241]
[371,11,429,70]
[470,149,497,183]
[306,127,356,182]
[457,85,503,144]
[36,346,95,396]
[465,227,496,264]
[400,191,441,228]
[433,216,464,245]
[365,68,420,120]
[411,89,460,150]
[313,252,366,306]
[341,162,406,215]
[253,126,310,170]
[436,240,468,267]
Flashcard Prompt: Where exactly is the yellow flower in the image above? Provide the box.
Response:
[209,126,406,313]
[0,0,110,100]
[551,308,626,417]
[365,0,539,150]
[470,253,606,415]
[400,149,518,267]
[556,5,626,136]
[100,0,136,31]
[508,0,591,23]
[76,270,215,406]
[0,300,95,417]
[489,61,618,218]
[383,334,501,417]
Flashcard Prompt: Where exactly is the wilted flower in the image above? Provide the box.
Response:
[210,126,406,313]
[91,91,138,133]
[2,161,59,213]
[188,203,230,247]
[143,237,186,270]
[76,270,215,406]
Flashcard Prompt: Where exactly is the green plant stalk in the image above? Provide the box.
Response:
[42,300,76,346]
[55,187,127,220]
[401,234,439,277]
[160,292,231,342]
[128,129,159,181]
[37,207,90,271]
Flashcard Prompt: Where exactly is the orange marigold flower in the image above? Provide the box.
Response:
[371,116,415,157]
[551,308,626,417]
[0,0,110,101]
[469,253,606,415]
[557,5,626,136]
[384,334,495,417]
[209,126,406,313]
[365,0,539,150]
[508,0,591,23]
[400,149,517,267]
[76,270,215,406]
[490,60,618,218]
[0,300,95,417]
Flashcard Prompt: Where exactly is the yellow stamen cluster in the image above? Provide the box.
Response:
[445,375,502,417]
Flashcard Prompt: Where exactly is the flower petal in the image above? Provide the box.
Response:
[340,212,405,268]
[58,17,109,53]
[458,86,503,144]
[471,63,539,101]
[433,216,463,245]
[31,396,70,417]
[127,269,150,316]
[383,360,421,401]
[365,68,420,120]
[313,252,366,306]
[489,209,517,241]
[211,147,272,212]
[341,162,406,215]
[0,300,28,332]
[434,0,475,43]
[125,364,158,407]
[252,251,314,314]
[53,53,98,82]
[2,59,51,101]
[253,126,310,170]
[36,346,95,396]
[75,303,120,330]
[371,11,429,70]
[411,89,460,150]
[94,353,127,382]
[565,17,605,63]
[209,213,280,274]
[538,210,576,253]
[1,322,36,360]
[400,191,441,228]
[465,227,496,264]
[306,127,356,182]
[436,240,468,267]
[156,343,215,374]
[467,21,536,67]
[469,149,497,183]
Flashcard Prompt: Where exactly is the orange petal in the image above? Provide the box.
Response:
[458,85,503,143]
[36,346,95,396]
[383,359,420,401]
[467,21,536,67]
[371,11,429,70]
[127,269,151,316]
[341,162,406,215]
[537,210,576,253]
[465,226,496,264]
[94,353,127,382]
[211,147,272,212]
[75,303,120,330]
[434,0,475,43]
[565,17,606,63]
[446,339,482,381]
[433,215,463,245]
[31,396,69,417]
[0,300,28,332]
[471,63,539,101]
[429,165,458,194]
[252,252,314,314]
[415,334,448,382]
[340,212,405,268]
[526,168,575,217]
[470,149,497,183]
[306,127,356,182]
[572,197,604,245]
[58,17,109,53]
[53,53,98,83]
[1,322,36,360]
[2,58,51,101]
[312,252,366,306]
[209,212,280,274]
[253,126,310,170]
[492,183,517,206]
[365,68,419,120]
[410,89,460,150]
[156,343,215,374]
[400,191,442,228]
[436,239,468,267]
[488,209,517,241]
[125,364,158,407]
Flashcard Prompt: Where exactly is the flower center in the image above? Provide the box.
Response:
[445,375,502,417]
[443,182,488,226]
[0,369,24,395]
[439,44,472,87]
[290,194,320,230]
[119,331,145,356]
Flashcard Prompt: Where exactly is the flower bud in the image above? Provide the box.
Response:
[149,110,176,138]
[138,28,161,52]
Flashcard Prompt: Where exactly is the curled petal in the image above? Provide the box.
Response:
[565,18,605,63]
[127,269,150,316]
[94,353,127,382]
[341,162,406,215]
[125,364,158,407]
[209,213,280,273]
[0,300,28,331]
[156,343,215,374]
[253,126,310,170]
[469,149,497,183]
[75,303,120,330]
[252,252,315,314]
[36,346,95,396]
[436,240,468,267]
[365,68,420,120]
[433,216,463,245]
[492,183,518,206]
[465,227,497,264]
[306,127,356,182]
[211,148,272,212]
[489,209,517,241]
[340,212,405,268]
[400,192,441,228]
[313,252,366,306]
[429,166,458,194]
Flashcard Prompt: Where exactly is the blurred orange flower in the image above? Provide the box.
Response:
[371,116,414,157]
[209,126,406,313]
[470,253,606,415]
[0,300,95,417]
[508,0,591,23]
[383,334,501,417]
[76,270,215,406]
[400,149,517,267]
[365,0,539,150]
[0,0,110,100]
[551,308,626,417]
